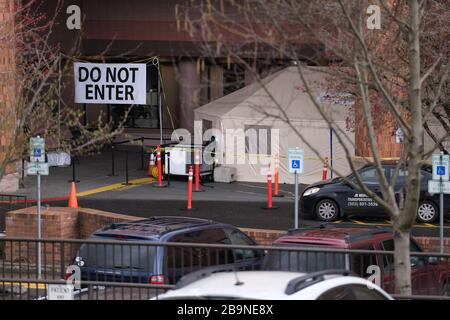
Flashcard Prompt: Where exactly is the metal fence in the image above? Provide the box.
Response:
[1,237,450,300]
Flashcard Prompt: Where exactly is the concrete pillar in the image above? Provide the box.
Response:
[178,60,201,133]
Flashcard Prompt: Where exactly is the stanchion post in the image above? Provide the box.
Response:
[167,152,171,187]
[195,148,200,191]
[268,168,273,208]
[261,165,278,210]
[157,145,162,186]
[274,155,284,197]
[153,144,168,188]
[187,165,193,209]
[322,157,329,181]
[123,151,130,185]
[108,144,117,177]
[140,137,145,170]
[68,156,80,183]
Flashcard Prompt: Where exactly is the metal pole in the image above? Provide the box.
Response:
[167,152,171,187]
[294,171,299,229]
[140,137,145,170]
[440,152,444,254]
[69,157,80,183]
[157,60,163,145]
[330,127,333,179]
[37,170,42,279]
[124,151,129,185]
[108,144,116,176]
[58,52,62,149]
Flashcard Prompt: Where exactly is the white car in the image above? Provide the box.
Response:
[155,268,393,300]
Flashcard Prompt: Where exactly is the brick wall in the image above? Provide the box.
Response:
[3,206,450,266]
[4,207,78,265]
[354,99,403,158]
[0,0,18,191]
[78,208,140,239]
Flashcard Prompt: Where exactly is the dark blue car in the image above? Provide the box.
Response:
[72,216,262,285]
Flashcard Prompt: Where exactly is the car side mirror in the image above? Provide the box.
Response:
[428,256,439,265]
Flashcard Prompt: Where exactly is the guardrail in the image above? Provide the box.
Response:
[1,237,449,300]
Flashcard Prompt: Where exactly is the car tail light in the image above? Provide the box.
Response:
[150,275,165,285]
[64,270,72,280]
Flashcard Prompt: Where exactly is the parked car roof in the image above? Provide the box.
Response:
[274,226,392,247]
[155,270,393,300]
[93,216,220,240]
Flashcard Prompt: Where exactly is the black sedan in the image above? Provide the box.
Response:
[301,163,449,223]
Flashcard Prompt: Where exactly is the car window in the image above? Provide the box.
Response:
[224,228,259,260]
[166,229,234,272]
[350,285,388,300]
[317,285,354,300]
[350,246,377,277]
[381,239,425,270]
[264,250,347,273]
[77,242,155,271]
[388,167,429,185]
[353,168,381,185]
[170,229,231,245]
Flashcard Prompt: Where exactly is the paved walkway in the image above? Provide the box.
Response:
[15,150,298,203]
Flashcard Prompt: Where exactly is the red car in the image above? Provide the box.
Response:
[265,226,450,296]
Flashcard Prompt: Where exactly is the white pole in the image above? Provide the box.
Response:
[294,171,299,229]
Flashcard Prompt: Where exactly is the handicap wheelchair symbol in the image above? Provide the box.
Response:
[291,160,301,169]
[437,166,446,176]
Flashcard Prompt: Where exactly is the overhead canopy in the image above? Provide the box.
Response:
[195,66,355,184]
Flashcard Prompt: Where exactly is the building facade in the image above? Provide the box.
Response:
[0,0,407,190]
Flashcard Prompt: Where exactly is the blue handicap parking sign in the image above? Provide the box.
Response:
[292,160,300,169]
[33,148,42,157]
[437,166,446,176]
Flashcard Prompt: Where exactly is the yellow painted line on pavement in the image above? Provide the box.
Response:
[423,223,435,228]
[333,220,343,224]
[349,219,365,225]
[345,218,450,229]
[1,282,47,289]
[77,177,154,197]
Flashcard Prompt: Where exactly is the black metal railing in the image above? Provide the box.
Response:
[0,237,449,300]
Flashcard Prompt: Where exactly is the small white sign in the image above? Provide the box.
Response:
[30,137,45,163]
[48,284,74,300]
[26,162,49,176]
[432,154,450,181]
[288,148,304,174]
[428,180,450,194]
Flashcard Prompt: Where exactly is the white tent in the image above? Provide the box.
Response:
[194,66,355,184]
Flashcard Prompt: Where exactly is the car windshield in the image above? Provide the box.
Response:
[263,248,347,272]
[76,242,155,271]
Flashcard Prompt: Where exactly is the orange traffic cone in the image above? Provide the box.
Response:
[68,182,78,208]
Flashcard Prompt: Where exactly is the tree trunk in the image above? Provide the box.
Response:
[393,228,412,295]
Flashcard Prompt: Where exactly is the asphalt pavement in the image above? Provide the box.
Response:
[4,150,450,237]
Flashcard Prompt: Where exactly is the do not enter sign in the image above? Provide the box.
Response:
[74,62,147,105]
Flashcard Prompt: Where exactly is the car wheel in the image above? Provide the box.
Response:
[315,199,339,222]
[417,201,438,223]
